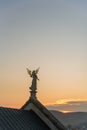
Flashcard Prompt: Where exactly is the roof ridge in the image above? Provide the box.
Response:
[21,98,67,130]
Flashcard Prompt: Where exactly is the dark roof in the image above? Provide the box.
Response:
[0,107,51,130]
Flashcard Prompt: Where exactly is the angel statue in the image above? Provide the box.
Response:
[27,68,40,92]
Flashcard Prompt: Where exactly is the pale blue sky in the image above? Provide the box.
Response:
[0,0,87,112]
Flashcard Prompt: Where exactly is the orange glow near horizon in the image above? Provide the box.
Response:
[60,110,73,113]
[44,98,87,106]
[45,98,87,112]
[55,98,87,105]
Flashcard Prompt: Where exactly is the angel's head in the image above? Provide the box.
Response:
[32,70,36,75]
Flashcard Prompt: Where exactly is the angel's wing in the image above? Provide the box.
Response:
[26,68,32,77]
[35,67,40,74]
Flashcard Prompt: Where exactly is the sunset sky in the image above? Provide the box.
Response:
[0,0,87,113]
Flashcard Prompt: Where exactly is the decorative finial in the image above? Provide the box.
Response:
[27,68,40,99]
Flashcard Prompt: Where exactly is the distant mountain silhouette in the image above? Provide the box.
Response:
[50,110,87,127]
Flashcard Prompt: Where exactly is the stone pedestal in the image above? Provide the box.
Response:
[30,90,37,99]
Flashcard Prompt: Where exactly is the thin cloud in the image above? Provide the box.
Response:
[46,99,87,112]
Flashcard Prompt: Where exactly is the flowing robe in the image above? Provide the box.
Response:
[30,71,38,91]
